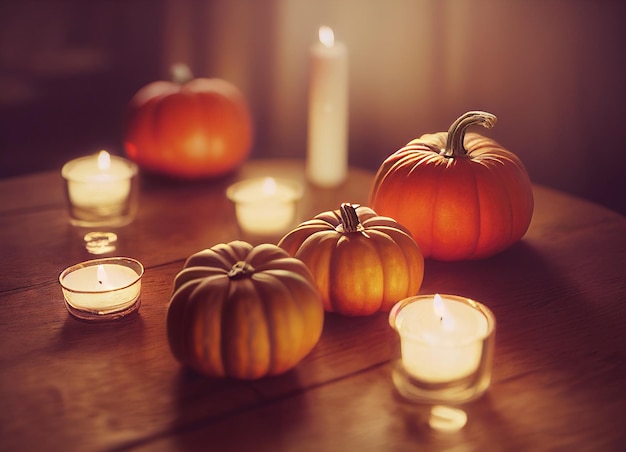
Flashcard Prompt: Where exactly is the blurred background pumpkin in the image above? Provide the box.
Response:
[123,74,252,179]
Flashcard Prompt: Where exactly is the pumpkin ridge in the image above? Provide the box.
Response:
[218,240,252,262]
[197,278,229,376]
[167,280,199,362]
[364,217,413,237]
[479,159,516,257]
[251,274,280,376]
[330,234,381,315]
[371,151,415,198]
[184,249,233,271]
[241,277,265,379]
[246,244,289,267]
[256,273,301,375]
[393,230,424,297]
[222,277,263,378]
[298,232,339,312]
[180,267,225,296]
[426,167,444,259]
[493,159,525,248]
[469,162,483,259]
[193,245,236,269]
[363,230,400,311]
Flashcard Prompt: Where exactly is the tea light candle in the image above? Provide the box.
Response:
[306,26,348,188]
[62,150,138,227]
[227,177,303,236]
[389,294,496,403]
[59,257,144,321]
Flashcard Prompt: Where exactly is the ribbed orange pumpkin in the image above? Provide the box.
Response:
[123,77,252,179]
[166,241,324,379]
[369,111,534,261]
[278,203,424,316]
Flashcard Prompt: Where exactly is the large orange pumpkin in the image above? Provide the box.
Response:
[167,241,324,379]
[123,77,252,179]
[369,111,534,261]
[278,203,424,316]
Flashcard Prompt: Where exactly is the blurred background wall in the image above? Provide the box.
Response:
[1,0,625,215]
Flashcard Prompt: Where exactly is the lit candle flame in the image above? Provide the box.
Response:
[97,264,109,288]
[97,150,111,171]
[262,177,277,195]
[319,26,334,48]
[434,294,455,331]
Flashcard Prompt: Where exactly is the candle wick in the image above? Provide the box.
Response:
[98,280,103,285]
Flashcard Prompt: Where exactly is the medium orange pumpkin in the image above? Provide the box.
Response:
[166,241,324,379]
[369,111,534,261]
[278,203,424,316]
[123,77,252,179]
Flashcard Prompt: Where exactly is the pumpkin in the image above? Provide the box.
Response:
[369,111,534,261]
[278,203,424,316]
[123,76,252,179]
[166,240,324,379]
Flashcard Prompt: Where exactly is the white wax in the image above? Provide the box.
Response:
[306,26,348,188]
[63,151,134,209]
[396,296,489,383]
[61,264,141,311]
[227,178,302,235]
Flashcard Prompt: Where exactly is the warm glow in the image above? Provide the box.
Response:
[319,26,334,48]
[433,294,445,317]
[96,264,108,287]
[97,150,111,171]
[262,177,277,195]
[433,294,454,331]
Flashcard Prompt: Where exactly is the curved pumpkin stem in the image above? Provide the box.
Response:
[441,111,497,158]
[339,203,364,233]
[228,261,255,279]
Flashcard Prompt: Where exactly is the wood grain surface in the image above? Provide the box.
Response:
[1,159,625,451]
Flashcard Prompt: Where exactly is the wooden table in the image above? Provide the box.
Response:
[1,159,625,451]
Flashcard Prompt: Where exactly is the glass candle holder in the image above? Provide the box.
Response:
[59,257,144,321]
[389,294,496,404]
[227,177,303,237]
[62,150,139,227]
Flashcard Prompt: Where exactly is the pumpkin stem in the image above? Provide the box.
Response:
[339,203,364,233]
[170,62,194,84]
[228,261,255,279]
[441,111,497,158]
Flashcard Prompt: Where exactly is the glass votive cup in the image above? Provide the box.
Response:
[62,151,139,228]
[227,177,303,238]
[389,294,496,404]
[59,257,144,321]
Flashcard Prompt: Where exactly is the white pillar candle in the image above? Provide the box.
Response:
[393,294,491,383]
[59,257,144,321]
[306,26,348,188]
[227,177,303,236]
[62,150,138,227]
